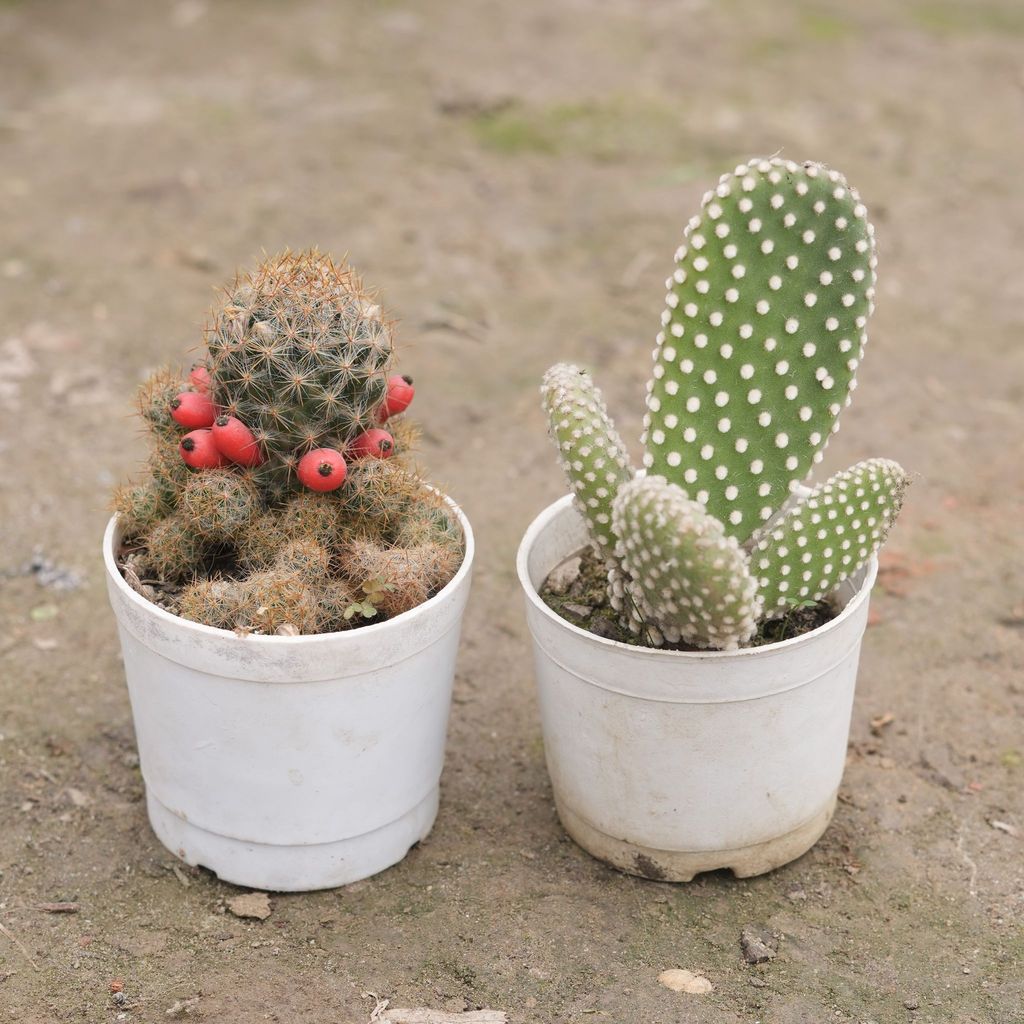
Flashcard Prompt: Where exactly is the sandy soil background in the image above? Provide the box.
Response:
[1,1,1022,1021]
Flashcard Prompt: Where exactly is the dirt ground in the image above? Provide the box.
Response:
[1,0,1023,1020]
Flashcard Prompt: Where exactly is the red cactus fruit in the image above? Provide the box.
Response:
[170,390,216,429]
[297,448,348,491]
[189,364,211,394]
[212,415,264,467]
[180,429,228,469]
[349,428,395,460]
[378,374,415,422]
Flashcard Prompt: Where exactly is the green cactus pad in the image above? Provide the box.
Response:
[541,363,634,563]
[643,157,877,541]
[752,458,909,613]
[611,475,762,649]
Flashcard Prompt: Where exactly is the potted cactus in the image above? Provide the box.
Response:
[103,250,474,892]
[517,159,909,880]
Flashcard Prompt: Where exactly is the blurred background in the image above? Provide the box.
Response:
[1,1,1022,1020]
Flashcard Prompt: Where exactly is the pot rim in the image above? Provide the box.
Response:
[517,493,878,662]
[103,489,474,646]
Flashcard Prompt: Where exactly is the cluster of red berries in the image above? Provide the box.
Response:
[170,369,415,492]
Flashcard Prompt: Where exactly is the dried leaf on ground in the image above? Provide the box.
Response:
[870,711,896,736]
[226,892,271,920]
[658,968,713,994]
[37,902,79,914]
[380,1013,508,1023]
[166,996,200,1017]
[989,820,1018,837]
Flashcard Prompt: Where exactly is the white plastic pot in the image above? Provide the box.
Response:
[517,494,877,881]
[103,501,474,892]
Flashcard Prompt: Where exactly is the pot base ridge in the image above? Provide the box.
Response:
[147,788,440,892]
[554,791,837,882]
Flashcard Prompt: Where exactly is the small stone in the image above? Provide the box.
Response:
[740,925,778,964]
[226,891,271,920]
[658,968,713,994]
[904,998,920,1010]
[546,556,582,594]
[562,602,593,619]
[588,617,621,641]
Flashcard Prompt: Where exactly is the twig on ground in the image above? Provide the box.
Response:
[0,920,40,971]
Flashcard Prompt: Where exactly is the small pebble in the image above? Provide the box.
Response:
[562,602,593,618]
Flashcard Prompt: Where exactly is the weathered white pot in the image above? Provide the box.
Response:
[103,501,474,892]
[517,494,877,881]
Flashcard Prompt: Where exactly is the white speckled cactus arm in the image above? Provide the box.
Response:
[541,363,634,561]
[643,157,877,541]
[611,475,762,650]
[541,363,654,640]
[752,458,909,612]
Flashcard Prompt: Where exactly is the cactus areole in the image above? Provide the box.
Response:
[541,158,909,651]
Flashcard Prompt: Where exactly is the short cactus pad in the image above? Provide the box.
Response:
[752,458,909,612]
[541,363,634,564]
[611,475,762,650]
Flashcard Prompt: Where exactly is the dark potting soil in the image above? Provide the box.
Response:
[539,546,836,651]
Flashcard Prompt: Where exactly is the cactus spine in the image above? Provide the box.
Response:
[542,159,908,651]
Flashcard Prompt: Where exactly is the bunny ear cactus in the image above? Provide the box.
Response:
[542,158,909,651]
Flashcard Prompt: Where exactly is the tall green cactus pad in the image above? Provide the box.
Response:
[541,363,634,563]
[643,157,877,541]
[752,458,909,612]
[611,475,762,649]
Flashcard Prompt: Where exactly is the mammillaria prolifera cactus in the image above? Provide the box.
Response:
[114,249,462,635]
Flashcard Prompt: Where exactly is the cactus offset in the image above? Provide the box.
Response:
[343,538,462,618]
[752,458,908,611]
[179,470,259,541]
[113,249,464,634]
[612,476,762,649]
[542,158,907,650]
[541,363,634,561]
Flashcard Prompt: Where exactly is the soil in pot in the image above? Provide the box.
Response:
[115,491,466,638]
[540,547,836,651]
